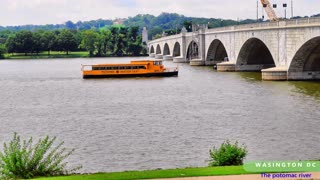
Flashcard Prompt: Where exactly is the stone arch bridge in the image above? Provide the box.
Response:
[147,18,320,80]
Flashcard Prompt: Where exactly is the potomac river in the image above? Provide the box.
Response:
[0,57,319,173]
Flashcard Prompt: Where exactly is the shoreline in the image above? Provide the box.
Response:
[3,51,148,60]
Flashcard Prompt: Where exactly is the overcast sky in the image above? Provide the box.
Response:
[0,0,319,26]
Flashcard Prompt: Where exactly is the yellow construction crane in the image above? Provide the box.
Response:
[261,0,279,21]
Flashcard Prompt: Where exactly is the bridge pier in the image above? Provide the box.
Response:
[173,57,188,63]
[149,53,155,58]
[155,54,163,59]
[190,59,205,66]
[205,60,224,66]
[163,55,173,60]
[262,67,288,81]
[216,62,236,72]
[288,71,320,80]
[236,64,276,72]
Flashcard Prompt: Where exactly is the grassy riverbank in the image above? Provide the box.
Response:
[4,51,89,59]
[3,51,149,59]
[35,166,254,180]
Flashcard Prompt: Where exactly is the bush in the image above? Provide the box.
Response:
[209,140,247,167]
[0,133,82,179]
[0,44,6,59]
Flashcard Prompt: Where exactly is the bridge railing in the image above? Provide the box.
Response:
[150,34,182,43]
[207,17,320,33]
[149,17,320,43]
[285,17,320,26]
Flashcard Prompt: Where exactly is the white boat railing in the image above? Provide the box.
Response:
[81,65,92,71]
[164,67,179,72]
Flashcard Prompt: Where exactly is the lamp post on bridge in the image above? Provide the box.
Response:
[270,2,288,19]
[283,3,287,19]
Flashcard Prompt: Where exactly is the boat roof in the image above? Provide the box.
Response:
[84,60,163,66]
[131,60,163,62]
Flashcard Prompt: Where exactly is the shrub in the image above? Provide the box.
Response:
[0,44,6,59]
[209,140,247,166]
[0,133,82,179]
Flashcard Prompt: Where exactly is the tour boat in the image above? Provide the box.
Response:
[81,60,178,79]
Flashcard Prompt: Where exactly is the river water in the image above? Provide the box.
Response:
[0,57,319,173]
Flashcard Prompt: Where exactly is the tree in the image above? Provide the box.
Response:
[109,27,118,54]
[41,31,56,55]
[114,33,126,56]
[14,30,34,55]
[128,26,139,42]
[95,32,106,57]
[127,27,143,56]
[0,44,6,58]
[101,29,112,55]
[117,27,128,55]
[183,21,192,32]
[57,29,78,55]
[5,35,16,54]
[65,21,77,29]
[32,31,43,55]
[80,30,98,56]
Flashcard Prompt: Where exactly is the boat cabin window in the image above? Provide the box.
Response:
[131,66,146,69]
[92,65,146,70]
[154,61,162,66]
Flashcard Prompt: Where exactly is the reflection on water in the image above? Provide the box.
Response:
[236,72,262,81]
[235,71,320,100]
[289,81,320,100]
[0,58,320,173]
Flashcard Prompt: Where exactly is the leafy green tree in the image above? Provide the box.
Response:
[0,44,6,58]
[101,29,112,55]
[41,31,57,55]
[117,27,128,55]
[128,26,139,42]
[14,30,34,55]
[114,33,126,56]
[109,27,118,54]
[57,29,78,55]
[127,27,143,56]
[5,35,16,54]
[183,21,192,32]
[32,31,43,55]
[149,26,163,40]
[65,20,77,29]
[95,32,105,56]
[80,30,99,56]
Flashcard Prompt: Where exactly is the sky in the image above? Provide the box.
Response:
[0,0,319,26]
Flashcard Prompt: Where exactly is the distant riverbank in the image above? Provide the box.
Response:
[3,51,148,59]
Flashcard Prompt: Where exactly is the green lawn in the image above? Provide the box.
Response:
[4,51,89,59]
[35,166,254,180]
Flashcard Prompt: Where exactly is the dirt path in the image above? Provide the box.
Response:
[154,173,320,180]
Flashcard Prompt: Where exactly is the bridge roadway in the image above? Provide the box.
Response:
[147,17,320,81]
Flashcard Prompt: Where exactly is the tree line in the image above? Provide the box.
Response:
[0,19,113,32]
[1,26,146,57]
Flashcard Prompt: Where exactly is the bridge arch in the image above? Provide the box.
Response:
[173,42,181,57]
[289,36,320,72]
[206,39,228,62]
[150,45,155,54]
[186,41,199,60]
[237,38,275,71]
[163,43,170,55]
[156,44,161,54]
